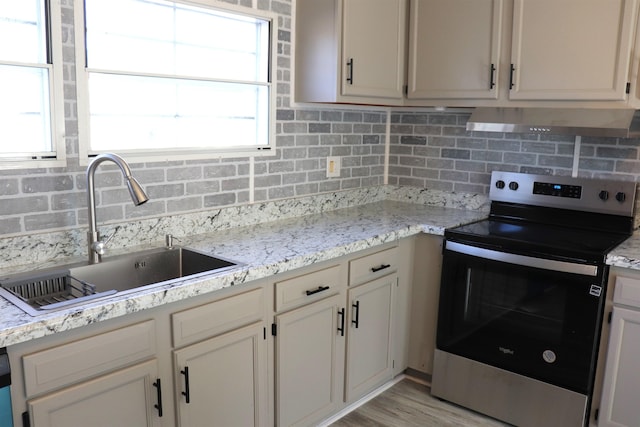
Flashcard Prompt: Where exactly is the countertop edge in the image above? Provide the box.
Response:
[0,202,473,348]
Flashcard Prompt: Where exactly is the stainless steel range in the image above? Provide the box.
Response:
[432,171,636,427]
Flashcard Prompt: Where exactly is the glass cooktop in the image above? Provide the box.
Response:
[445,218,631,264]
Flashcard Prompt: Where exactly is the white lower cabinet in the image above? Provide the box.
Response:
[275,294,343,427]
[17,320,161,427]
[598,275,640,427]
[173,322,268,427]
[12,240,416,427]
[13,287,270,427]
[273,263,344,427]
[274,244,406,425]
[28,359,161,427]
[345,274,395,402]
[171,286,269,427]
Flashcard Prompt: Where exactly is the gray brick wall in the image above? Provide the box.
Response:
[256,108,386,201]
[0,0,387,237]
[2,1,640,240]
[389,112,640,194]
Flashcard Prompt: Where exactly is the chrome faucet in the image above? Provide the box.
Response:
[86,153,149,264]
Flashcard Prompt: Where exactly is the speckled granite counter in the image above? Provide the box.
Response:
[606,231,640,270]
[0,200,486,348]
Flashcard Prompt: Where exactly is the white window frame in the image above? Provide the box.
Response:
[0,0,66,170]
[74,0,277,166]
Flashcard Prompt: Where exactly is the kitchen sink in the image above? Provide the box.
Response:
[0,247,242,316]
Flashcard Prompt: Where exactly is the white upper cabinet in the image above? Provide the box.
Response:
[296,0,640,106]
[407,0,504,100]
[341,0,406,99]
[295,0,406,105]
[510,0,638,101]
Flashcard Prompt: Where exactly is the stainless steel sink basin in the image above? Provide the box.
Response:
[0,247,241,316]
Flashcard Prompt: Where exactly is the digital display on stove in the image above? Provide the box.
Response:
[533,181,582,198]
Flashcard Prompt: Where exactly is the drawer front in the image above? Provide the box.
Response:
[275,265,341,312]
[23,320,156,398]
[172,287,265,348]
[615,276,640,308]
[349,246,399,286]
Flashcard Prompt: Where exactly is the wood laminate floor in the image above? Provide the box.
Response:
[330,379,510,427]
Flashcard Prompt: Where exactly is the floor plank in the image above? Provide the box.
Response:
[330,379,510,427]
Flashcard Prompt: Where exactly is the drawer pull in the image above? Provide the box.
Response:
[153,379,163,417]
[352,301,360,328]
[306,285,330,296]
[181,366,191,404]
[337,308,345,336]
[489,63,496,89]
[371,264,391,273]
[510,63,516,89]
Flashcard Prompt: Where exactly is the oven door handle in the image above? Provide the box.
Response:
[445,241,599,277]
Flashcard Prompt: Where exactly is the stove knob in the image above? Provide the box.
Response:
[599,190,609,201]
[495,180,505,189]
[508,181,519,191]
[616,192,627,203]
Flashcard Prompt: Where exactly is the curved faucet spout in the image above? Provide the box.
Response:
[86,153,149,264]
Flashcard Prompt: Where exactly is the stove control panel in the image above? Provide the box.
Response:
[490,171,636,216]
[532,182,582,199]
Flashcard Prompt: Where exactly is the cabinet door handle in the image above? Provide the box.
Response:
[337,308,345,336]
[346,58,354,84]
[153,379,163,417]
[306,285,330,296]
[509,64,515,89]
[489,63,496,89]
[371,264,391,273]
[352,301,360,328]
[181,366,191,404]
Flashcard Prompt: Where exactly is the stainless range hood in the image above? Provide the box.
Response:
[466,107,640,138]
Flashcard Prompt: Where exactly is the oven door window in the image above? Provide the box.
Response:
[437,248,605,395]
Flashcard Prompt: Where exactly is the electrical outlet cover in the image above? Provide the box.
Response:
[326,156,341,178]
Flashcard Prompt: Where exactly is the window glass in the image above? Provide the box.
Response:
[0,1,61,162]
[0,65,51,154]
[88,73,269,151]
[80,0,273,158]
[0,1,46,62]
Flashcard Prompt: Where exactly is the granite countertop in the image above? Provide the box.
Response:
[0,200,486,348]
[606,230,640,270]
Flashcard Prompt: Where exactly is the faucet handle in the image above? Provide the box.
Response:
[91,240,107,256]
[92,227,119,256]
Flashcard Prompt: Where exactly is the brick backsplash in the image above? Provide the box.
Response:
[2,0,640,240]
[389,111,640,195]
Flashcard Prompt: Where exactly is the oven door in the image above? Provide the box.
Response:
[437,240,607,395]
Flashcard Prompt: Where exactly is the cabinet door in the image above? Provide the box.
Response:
[174,322,268,427]
[408,0,503,99]
[345,274,395,402]
[341,0,406,99]
[28,359,161,427]
[510,0,637,100]
[275,294,342,427]
[599,306,640,427]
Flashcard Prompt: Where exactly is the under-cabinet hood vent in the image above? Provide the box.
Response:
[466,107,640,138]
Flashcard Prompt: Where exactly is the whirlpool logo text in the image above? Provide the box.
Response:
[498,346,515,355]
